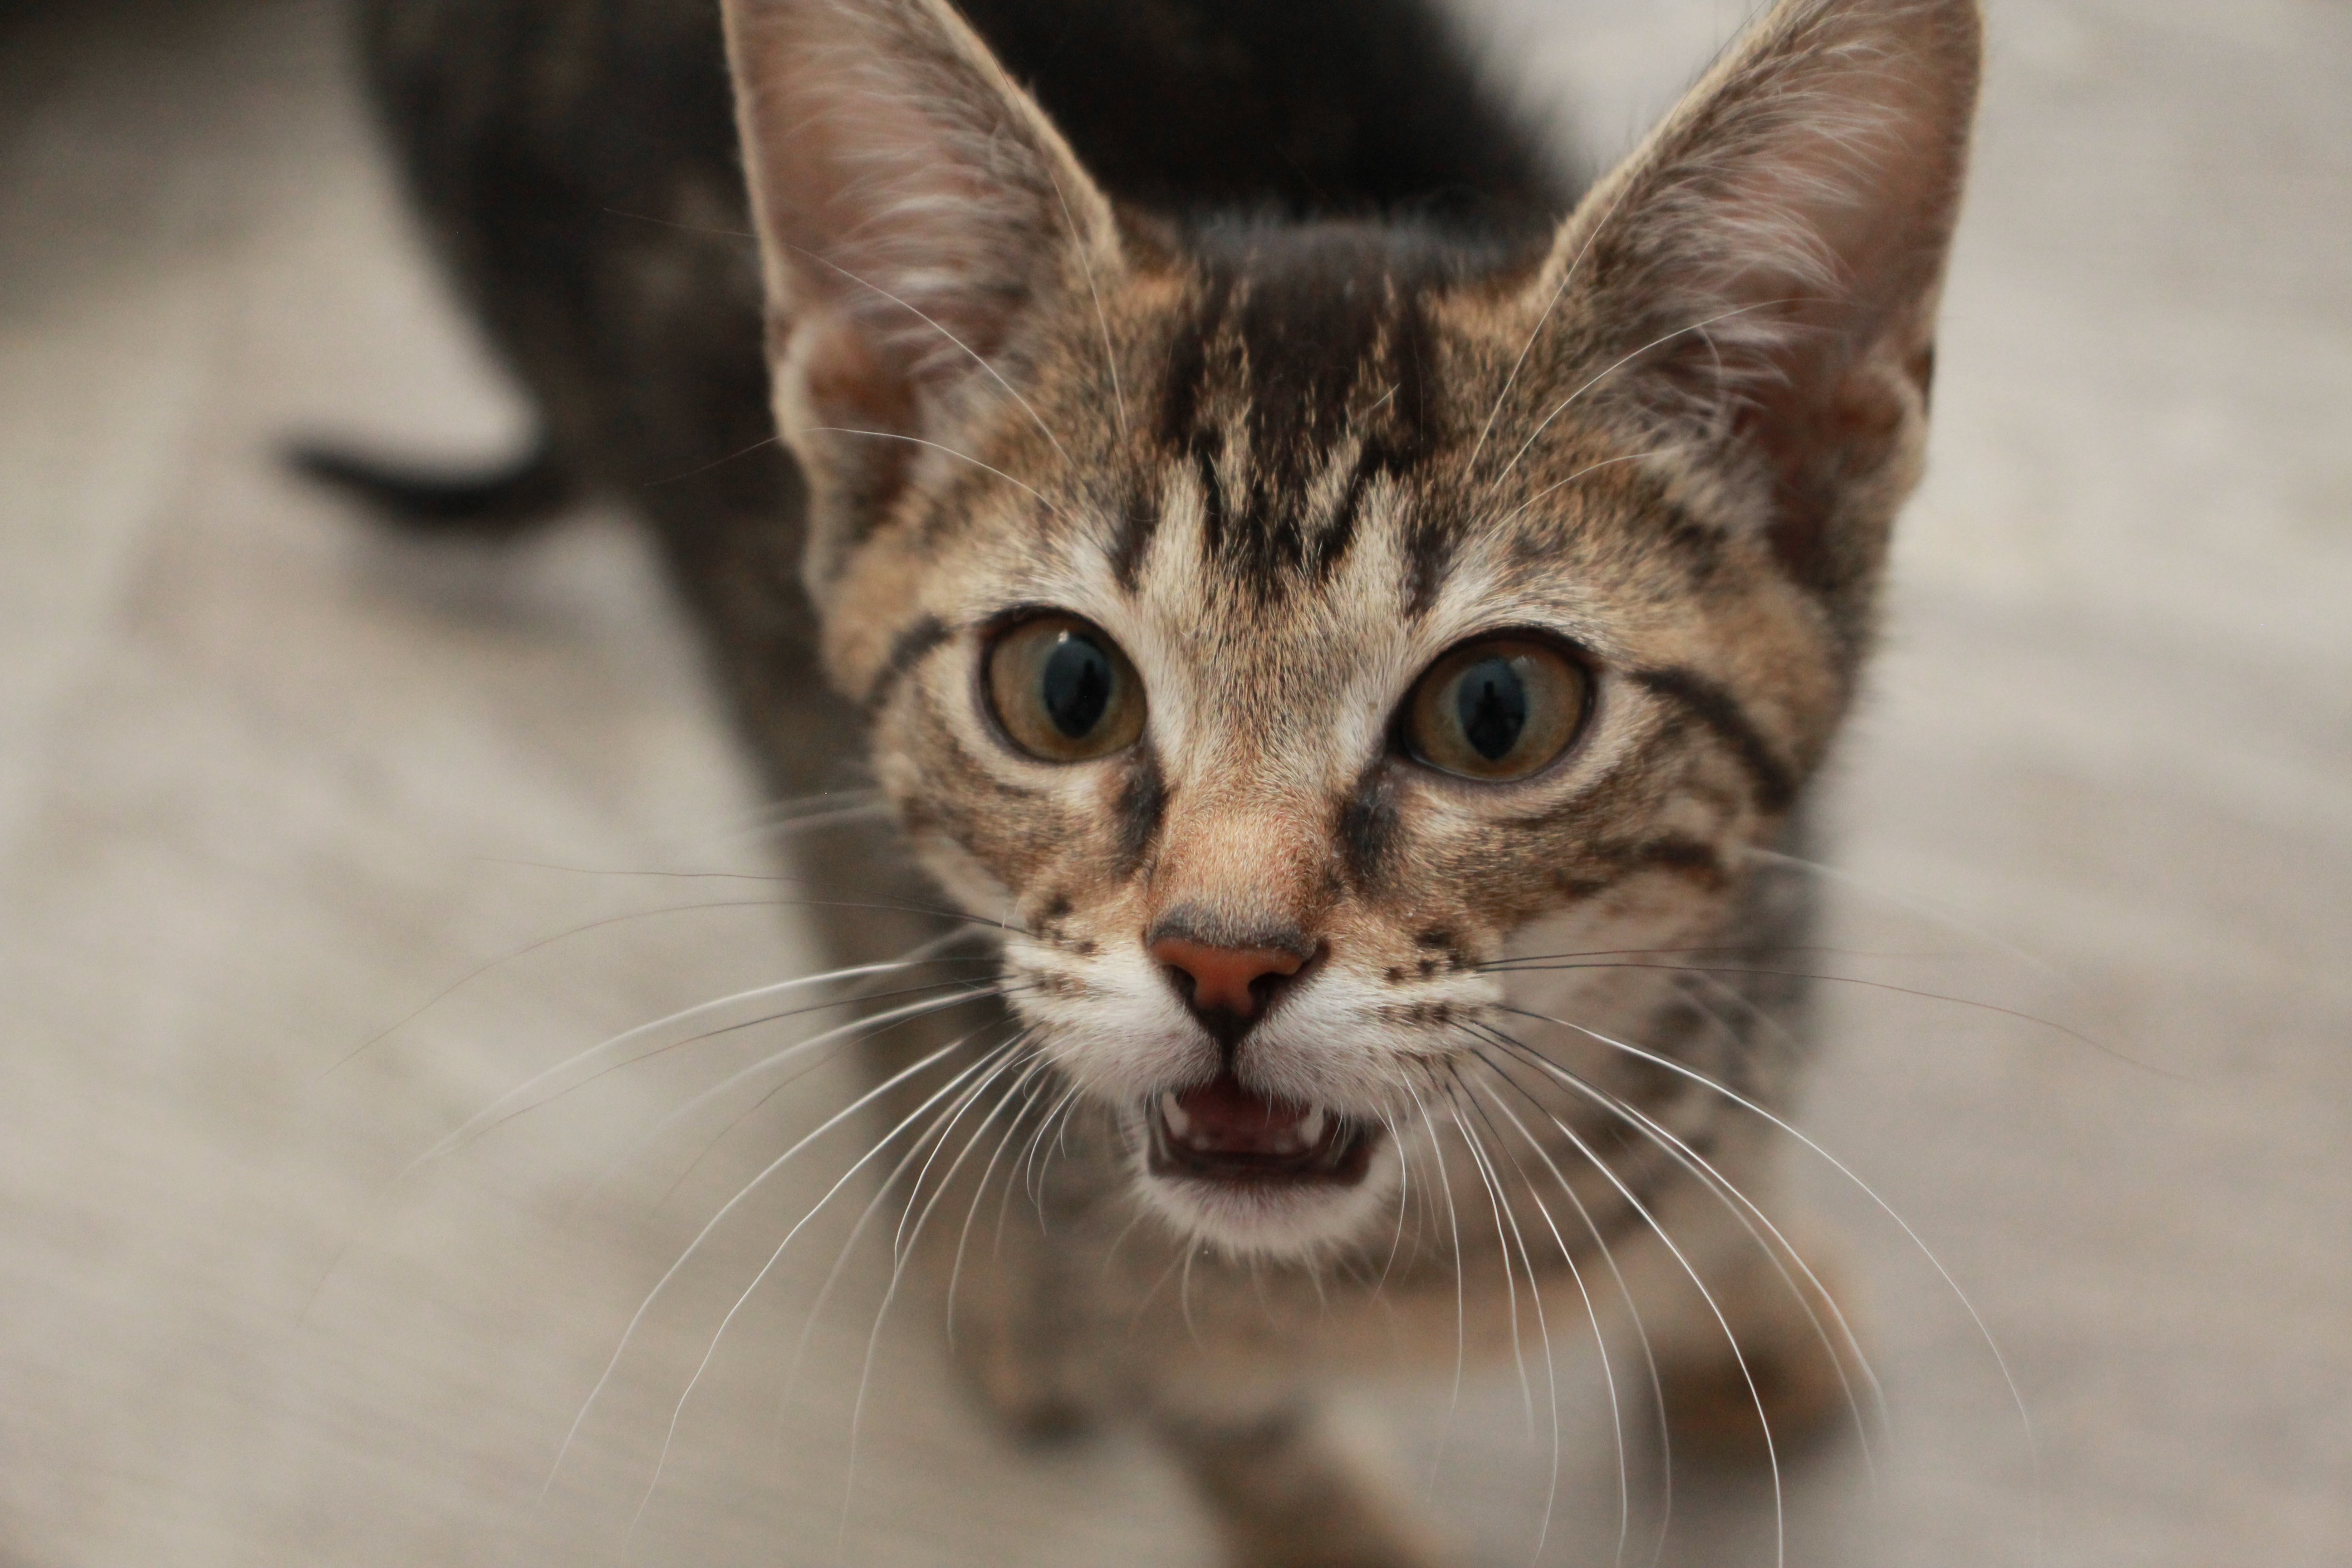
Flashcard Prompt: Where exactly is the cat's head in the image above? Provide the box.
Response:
[721,0,1978,1257]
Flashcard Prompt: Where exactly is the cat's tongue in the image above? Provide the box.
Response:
[1167,1073,1323,1154]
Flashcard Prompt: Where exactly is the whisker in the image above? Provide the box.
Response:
[675,790,891,855]
[741,787,885,823]
[1467,1068,1674,1566]
[1375,1109,1414,1293]
[1480,958,2153,1071]
[645,433,779,489]
[1491,449,1675,528]
[623,984,1037,1225]
[542,1030,979,1499]
[1481,942,1928,967]
[1455,1029,1788,1568]
[1400,1079,1470,1498]
[995,1076,1087,1257]
[1469,1024,1882,1474]
[1178,1246,1203,1349]
[304,960,993,1320]
[1741,844,2063,976]
[466,858,1033,936]
[947,1055,1061,1342]
[1499,1001,2043,1529]
[1445,1071,1569,1564]
[838,1034,1042,1554]
[1441,1083,1534,1438]
[893,1036,1037,1267]
[323,887,1018,1085]
[599,205,755,241]
[1021,1078,1089,1218]
[318,898,837,1080]
[622,1038,1020,1539]
[1043,167,1127,441]
[807,428,1058,514]
[1463,169,1639,482]
[1488,301,1790,490]
[777,239,1075,470]
[785,1031,1030,1405]
[1465,1076,1637,1568]
[424,974,1006,1178]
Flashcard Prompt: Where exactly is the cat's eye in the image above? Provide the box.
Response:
[985,615,1147,762]
[1401,636,1590,782]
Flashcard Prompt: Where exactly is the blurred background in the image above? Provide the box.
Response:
[0,0,2345,1563]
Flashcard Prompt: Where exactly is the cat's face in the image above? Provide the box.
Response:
[724,0,1976,1256]
[818,234,1851,1254]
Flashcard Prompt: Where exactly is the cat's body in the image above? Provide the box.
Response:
[313,0,1978,1559]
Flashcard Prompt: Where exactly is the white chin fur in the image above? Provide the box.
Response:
[1134,1140,1400,1262]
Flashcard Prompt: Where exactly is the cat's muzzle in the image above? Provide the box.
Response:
[1146,1072,1377,1187]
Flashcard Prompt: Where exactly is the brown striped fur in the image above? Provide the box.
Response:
[720,0,1975,1556]
[337,0,1979,1558]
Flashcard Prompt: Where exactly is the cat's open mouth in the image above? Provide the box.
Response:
[1146,1073,1377,1186]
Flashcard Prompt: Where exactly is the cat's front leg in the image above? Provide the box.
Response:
[1627,1167,1872,1468]
[1155,1400,1449,1568]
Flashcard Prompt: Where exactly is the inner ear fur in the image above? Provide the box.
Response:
[1528,0,1981,616]
[720,0,1121,564]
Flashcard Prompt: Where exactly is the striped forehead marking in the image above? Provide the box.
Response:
[1109,223,1491,600]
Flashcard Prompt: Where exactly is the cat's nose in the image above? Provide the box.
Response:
[1148,934,1307,1026]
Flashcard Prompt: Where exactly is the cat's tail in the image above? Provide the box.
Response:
[285,438,577,539]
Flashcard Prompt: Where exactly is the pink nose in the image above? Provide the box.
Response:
[1148,936,1305,1018]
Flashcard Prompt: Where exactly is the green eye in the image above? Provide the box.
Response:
[1402,637,1589,781]
[985,615,1147,761]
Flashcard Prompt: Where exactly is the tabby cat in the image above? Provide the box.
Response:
[311,0,1979,1559]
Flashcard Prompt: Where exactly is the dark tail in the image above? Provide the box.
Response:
[286,439,578,539]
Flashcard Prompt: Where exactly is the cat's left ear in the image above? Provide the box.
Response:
[1522,0,1980,616]
[720,0,1121,575]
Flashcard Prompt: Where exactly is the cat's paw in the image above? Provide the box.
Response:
[1652,1250,1870,1468]
[1167,1405,1452,1568]
[946,1315,1102,1445]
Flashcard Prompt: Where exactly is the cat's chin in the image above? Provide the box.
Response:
[1132,1076,1393,1259]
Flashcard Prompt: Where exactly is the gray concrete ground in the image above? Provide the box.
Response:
[1,0,2345,1563]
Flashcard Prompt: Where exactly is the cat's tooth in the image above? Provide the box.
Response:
[1297,1106,1328,1146]
[1160,1093,1191,1140]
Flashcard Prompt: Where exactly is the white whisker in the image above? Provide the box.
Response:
[1446,1072,1569,1564]
[839,1037,1041,1553]
[1501,1001,2042,1522]
[1470,1077,1638,1568]
[1043,167,1127,441]
[1463,171,1638,483]
[1462,1029,1788,1568]
[784,1034,1034,1397]
[786,241,1075,469]
[412,960,990,1174]
[563,983,1021,1224]
[542,1031,976,1500]
[807,427,1058,513]
[947,1055,1061,1341]
[1400,1080,1469,1498]
[1489,301,1786,490]
[1471,1022,1882,1476]
[624,1038,1019,1540]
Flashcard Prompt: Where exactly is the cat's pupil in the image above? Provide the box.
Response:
[1041,634,1114,738]
[1456,657,1528,761]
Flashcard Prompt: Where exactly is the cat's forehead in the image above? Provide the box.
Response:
[1063,223,1635,654]
[898,220,1714,718]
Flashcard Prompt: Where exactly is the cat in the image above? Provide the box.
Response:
[304,0,1980,1560]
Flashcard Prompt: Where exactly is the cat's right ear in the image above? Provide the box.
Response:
[1519,0,1980,621]
[720,0,1120,561]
